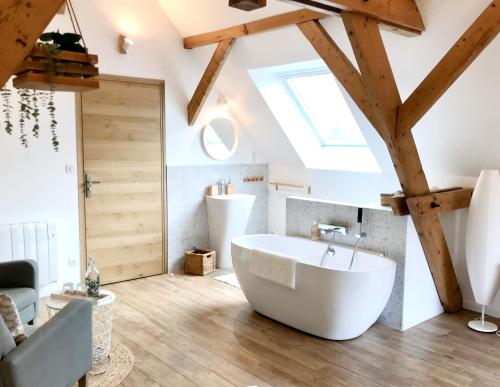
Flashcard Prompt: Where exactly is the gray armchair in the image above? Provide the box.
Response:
[0,261,38,325]
[0,299,92,387]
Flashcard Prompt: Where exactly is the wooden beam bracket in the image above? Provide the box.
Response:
[389,188,474,216]
[397,0,500,138]
[187,38,235,125]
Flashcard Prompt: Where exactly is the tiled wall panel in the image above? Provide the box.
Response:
[167,164,268,272]
[286,197,408,330]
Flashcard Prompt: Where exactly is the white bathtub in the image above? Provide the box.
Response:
[231,234,396,340]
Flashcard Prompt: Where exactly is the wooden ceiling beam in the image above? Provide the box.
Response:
[397,1,500,138]
[338,11,462,313]
[296,20,381,131]
[341,12,401,142]
[0,0,65,88]
[283,0,424,34]
[184,9,327,49]
[187,38,235,125]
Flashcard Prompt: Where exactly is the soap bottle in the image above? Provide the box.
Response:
[311,222,320,241]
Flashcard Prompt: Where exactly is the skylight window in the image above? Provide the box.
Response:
[248,60,381,173]
[283,71,368,147]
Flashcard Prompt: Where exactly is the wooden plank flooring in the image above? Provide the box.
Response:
[102,273,500,386]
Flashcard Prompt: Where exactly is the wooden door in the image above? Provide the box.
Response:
[78,76,165,284]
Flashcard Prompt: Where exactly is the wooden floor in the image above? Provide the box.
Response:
[105,273,500,387]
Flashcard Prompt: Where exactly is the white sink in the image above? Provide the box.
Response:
[206,194,256,268]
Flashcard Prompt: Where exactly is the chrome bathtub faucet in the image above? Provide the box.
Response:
[318,223,347,266]
[349,208,366,270]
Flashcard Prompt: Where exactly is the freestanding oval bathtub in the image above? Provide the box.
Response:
[231,234,396,340]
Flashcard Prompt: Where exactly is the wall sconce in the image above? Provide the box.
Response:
[118,34,134,54]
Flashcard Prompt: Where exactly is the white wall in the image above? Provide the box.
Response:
[0,81,80,295]
[0,0,262,293]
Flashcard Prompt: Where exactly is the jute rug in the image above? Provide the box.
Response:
[88,343,134,387]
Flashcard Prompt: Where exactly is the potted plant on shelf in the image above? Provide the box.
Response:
[1,26,100,150]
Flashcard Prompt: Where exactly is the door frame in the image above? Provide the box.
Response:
[75,74,167,281]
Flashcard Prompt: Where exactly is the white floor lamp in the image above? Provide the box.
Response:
[465,169,500,333]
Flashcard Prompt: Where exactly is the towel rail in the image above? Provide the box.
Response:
[269,181,311,194]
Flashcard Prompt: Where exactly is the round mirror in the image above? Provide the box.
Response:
[202,117,238,160]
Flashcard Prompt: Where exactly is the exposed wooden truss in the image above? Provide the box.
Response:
[184,9,327,49]
[187,39,235,125]
[297,20,380,131]
[397,2,500,138]
[336,12,461,311]
[184,2,424,126]
[0,0,66,88]
[284,0,425,34]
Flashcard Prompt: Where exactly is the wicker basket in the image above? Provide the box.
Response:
[185,249,216,276]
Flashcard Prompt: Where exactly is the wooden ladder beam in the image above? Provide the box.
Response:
[187,38,235,125]
[397,0,500,138]
[285,0,425,35]
[0,0,65,88]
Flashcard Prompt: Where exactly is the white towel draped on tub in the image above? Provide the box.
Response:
[248,247,299,290]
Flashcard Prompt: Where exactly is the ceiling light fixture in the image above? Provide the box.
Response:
[229,0,267,11]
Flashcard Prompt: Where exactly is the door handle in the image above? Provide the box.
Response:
[85,174,102,198]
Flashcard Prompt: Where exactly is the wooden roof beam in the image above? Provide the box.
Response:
[283,0,424,34]
[296,20,381,131]
[187,38,235,125]
[338,11,462,312]
[341,12,401,142]
[0,0,65,88]
[397,1,500,138]
[184,9,327,49]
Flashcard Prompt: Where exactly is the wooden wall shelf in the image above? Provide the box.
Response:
[13,46,99,92]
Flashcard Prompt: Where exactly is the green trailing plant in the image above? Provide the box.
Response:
[17,88,30,148]
[48,87,59,151]
[31,90,40,138]
[0,87,59,151]
[1,88,13,135]
[0,31,86,151]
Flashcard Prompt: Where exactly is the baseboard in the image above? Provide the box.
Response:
[463,300,500,318]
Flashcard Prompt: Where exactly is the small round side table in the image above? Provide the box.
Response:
[45,289,116,365]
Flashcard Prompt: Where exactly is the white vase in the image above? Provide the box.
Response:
[465,169,500,332]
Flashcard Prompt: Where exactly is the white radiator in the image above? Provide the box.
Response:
[0,222,57,286]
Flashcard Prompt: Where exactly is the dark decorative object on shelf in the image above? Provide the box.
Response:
[229,0,267,11]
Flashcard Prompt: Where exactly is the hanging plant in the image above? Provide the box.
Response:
[48,87,59,151]
[31,89,40,138]
[1,0,97,151]
[1,88,13,135]
[0,87,58,151]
